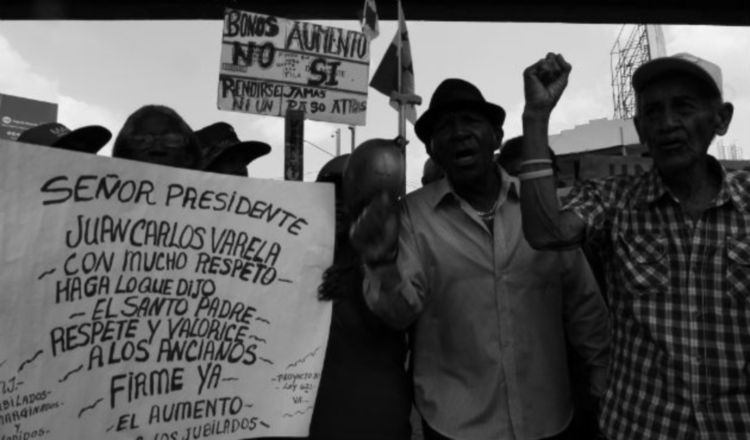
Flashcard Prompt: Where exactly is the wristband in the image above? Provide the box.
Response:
[519,159,553,168]
[518,168,554,181]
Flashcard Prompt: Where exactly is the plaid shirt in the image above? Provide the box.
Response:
[563,159,750,440]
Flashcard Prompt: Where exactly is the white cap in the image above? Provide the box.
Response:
[632,52,723,98]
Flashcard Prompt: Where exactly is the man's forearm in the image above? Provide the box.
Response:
[561,250,611,399]
[362,262,422,330]
[521,112,582,249]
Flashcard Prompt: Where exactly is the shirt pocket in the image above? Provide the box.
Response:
[616,232,669,296]
[726,235,750,303]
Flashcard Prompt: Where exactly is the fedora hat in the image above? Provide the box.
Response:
[415,78,506,150]
[17,122,111,153]
[196,122,271,170]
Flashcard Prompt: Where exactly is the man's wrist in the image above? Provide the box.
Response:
[522,107,551,123]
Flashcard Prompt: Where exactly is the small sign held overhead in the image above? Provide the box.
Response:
[217,8,370,126]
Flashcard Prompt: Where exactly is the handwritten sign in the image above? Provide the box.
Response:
[217,8,370,125]
[0,140,334,439]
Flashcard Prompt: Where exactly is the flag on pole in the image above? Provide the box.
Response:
[361,0,379,40]
[369,0,417,124]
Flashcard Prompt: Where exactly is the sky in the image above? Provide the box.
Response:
[1,18,750,190]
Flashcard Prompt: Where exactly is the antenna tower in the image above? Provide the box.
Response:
[610,25,665,120]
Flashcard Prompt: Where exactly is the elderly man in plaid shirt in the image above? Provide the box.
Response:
[518,51,747,440]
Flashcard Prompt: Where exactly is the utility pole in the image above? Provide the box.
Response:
[334,128,341,156]
[348,126,356,153]
[284,109,304,181]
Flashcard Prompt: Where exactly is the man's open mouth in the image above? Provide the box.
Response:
[455,148,476,165]
[657,139,684,152]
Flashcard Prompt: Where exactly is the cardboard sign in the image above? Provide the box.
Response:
[0,140,334,439]
[0,94,58,141]
[217,8,369,125]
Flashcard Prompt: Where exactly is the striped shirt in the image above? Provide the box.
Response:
[563,159,750,440]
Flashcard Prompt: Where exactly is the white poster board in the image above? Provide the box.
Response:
[0,140,334,439]
[217,7,370,125]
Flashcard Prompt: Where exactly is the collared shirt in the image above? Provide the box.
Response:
[364,170,610,440]
[562,159,750,440]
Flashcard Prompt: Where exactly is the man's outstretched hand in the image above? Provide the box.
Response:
[349,192,400,266]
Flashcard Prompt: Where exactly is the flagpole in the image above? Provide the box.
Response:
[396,0,407,145]
[372,0,420,153]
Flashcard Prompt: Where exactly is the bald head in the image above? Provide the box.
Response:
[344,138,405,217]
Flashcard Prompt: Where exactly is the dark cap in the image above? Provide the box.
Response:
[195,122,271,170]
[17,122,111,153]
[415,78,506,152]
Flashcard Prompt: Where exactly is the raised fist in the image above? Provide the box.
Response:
[349,192,399,265]
[523,52,572,116]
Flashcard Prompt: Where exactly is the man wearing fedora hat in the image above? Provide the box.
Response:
[520,52,749,439]
[196,122,271,177]
[351,78,609,440]
[17,122,111,153]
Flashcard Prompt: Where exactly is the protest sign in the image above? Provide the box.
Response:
[0,140,334,439]
[217,8,370,125]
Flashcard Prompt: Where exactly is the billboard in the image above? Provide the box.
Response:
[0,93,58,141]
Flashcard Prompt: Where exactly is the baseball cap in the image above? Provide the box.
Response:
[632,52,723,98]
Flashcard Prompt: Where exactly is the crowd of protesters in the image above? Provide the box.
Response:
[12,50,750,440]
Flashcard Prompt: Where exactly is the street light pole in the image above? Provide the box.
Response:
[334,128,341,156]
[348,126,356,153]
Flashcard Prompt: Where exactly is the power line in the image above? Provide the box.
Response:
[304,140,334,157]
